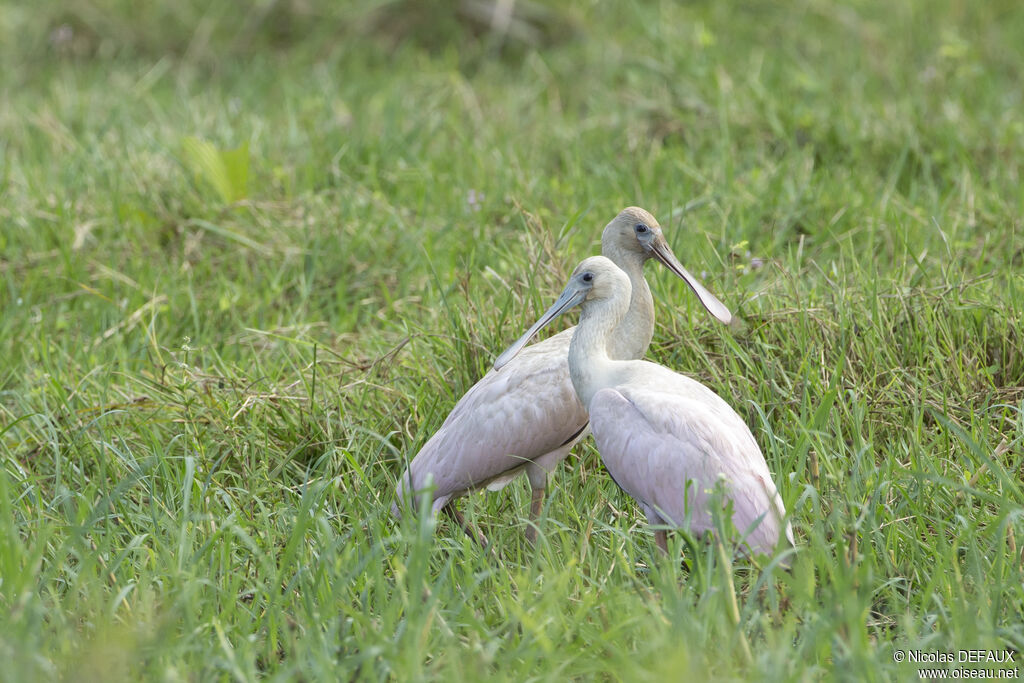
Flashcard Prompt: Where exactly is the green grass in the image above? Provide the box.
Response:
[2,0,1023,679]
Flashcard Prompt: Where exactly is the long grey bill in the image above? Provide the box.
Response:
[650,239,733,324]
[493,286,588,370]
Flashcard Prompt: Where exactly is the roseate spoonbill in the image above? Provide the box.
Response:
[494,256,792,557]
[393,208,731,543]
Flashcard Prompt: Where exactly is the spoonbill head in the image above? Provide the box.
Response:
[394,209,733,546]
[492,256,631,370]
[496,256,793,559]
[601,207,731,326]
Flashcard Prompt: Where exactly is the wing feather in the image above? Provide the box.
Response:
[394,329,587,513]
[590,369,791,555]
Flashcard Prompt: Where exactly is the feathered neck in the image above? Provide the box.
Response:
[603,247,653,361]
[569,286,631,408]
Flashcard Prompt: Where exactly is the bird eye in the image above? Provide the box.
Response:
[635,224,649,234]
[581,272,594,283]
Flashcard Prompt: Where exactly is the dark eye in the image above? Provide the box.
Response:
[635,224,649,234]
[581,272,594,283]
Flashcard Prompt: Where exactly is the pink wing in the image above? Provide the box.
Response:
[589,373,792,556]
[394,329,588,515]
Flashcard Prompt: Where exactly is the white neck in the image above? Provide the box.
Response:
[569,290,631,409]
[602,248,653,360]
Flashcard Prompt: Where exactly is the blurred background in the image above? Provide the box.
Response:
[3,0,1021,348]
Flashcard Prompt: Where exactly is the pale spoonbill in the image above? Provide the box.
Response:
[393,208,731,543]
[494,256,793,557]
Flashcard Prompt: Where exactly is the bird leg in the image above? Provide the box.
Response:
[445,505,489,548]
[525,487,545,544]
[655,529,669,555]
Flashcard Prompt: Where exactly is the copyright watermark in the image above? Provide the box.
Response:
[894,650,1016,665]
[892,649,1019,680]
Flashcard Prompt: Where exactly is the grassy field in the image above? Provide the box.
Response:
[1,0,1022,679]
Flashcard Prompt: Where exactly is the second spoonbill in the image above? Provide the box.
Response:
[494,256,793,558]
